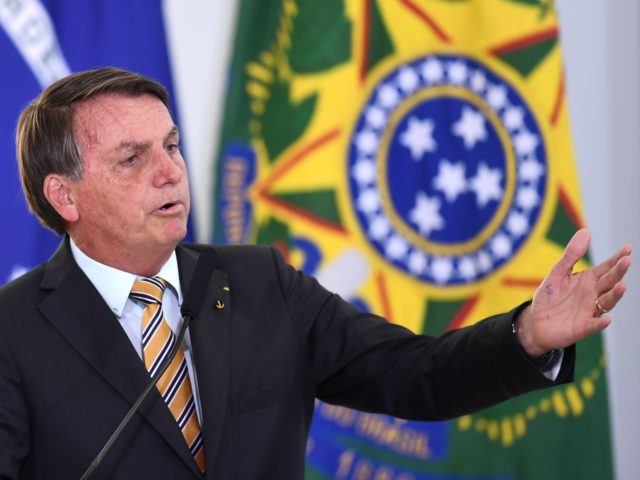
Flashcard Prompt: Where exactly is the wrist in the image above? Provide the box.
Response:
[513,306,548,358]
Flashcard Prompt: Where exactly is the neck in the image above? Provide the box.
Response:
[69,235,175,277]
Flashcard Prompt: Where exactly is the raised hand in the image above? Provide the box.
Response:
[515,228,631,358]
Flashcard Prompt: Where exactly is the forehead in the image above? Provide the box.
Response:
[72,93,174,151]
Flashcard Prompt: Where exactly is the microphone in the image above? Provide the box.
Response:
[180,248,218,320]
[80,249,218,480]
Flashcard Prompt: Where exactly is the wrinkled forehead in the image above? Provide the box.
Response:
[72,93,172,152]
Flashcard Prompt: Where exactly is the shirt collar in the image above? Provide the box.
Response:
[69,237,183,317]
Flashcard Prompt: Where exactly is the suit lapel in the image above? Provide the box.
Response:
[177,246,231,476]
[39,239,202,478]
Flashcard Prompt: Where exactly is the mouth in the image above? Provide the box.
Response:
[154,201,184,215]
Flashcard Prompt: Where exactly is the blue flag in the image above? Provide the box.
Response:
[0,0,193,285]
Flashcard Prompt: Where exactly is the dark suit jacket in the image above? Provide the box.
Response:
[0,238,574,479]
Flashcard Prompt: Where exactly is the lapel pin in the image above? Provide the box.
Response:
[215,300,225,310]
[223,286,230,292]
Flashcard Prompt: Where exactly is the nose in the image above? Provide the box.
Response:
[153,150,184,187]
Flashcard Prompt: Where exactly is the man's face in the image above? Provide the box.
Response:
[65,93,190,269]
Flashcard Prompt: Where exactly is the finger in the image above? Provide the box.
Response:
[594,281,627,316]
[592,243,632,278]
[589,315,612,334]
[550,228,590,277]
[580,309,613,339]
[596,254,632,293]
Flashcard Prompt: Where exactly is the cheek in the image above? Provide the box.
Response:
[78,181,144,222]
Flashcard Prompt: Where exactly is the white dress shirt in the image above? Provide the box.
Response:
[69,238,203,422]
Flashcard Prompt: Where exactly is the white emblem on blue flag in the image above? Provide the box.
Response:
[0,0,70,88]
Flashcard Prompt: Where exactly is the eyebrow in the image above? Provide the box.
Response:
[165,125,180,141]
[113,125,180,154]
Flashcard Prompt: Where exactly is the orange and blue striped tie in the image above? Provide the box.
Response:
[130,277,205,472]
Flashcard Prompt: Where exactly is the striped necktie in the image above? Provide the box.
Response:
[130,277,205,472]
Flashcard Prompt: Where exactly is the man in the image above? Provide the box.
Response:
[0,68,630,479]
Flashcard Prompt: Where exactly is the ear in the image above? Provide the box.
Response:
[43,174,79,223]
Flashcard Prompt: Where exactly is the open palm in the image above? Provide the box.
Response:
[517,229,631,357]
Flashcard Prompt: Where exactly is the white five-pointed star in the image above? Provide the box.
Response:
[477,250,493,273]
[469,163,503,208]
[397,67,419,93]
[352,159,376,184]
[400,116,436,161]
[458,256,477,280]
[366,106,386,129]
[487,84,507,110]
[503,107,524,131]
[491,234,512,259]
[507,212,529,237]
[378,83,400,109]
[422,58,444,83]
[386,235,409,260]
[470,71,487,93]
[369,215,390,240]
[513,130,539,156]
[448,61,467,85]
[431,257,453,283]
[452,107,487,150]
[433,159,467,202]
[409,191,444,236]
[357,189,381,213]
[519,157,545,183]
[355,130,378,155]
[408,250,427,274]
[516,187,540,210]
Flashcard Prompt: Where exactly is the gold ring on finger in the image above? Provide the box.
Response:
[595,296,609,316]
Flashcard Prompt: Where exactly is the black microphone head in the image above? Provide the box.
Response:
[181,249,218,319]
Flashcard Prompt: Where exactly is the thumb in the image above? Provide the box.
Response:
[550,228,590,277]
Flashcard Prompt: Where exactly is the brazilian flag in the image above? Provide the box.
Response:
[213,1,613,478]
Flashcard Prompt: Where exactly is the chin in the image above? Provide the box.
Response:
[166,225,188,244]
[150,218,188,247]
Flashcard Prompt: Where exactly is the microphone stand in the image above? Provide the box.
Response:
[80,248,216,479]
[79,313,193,480]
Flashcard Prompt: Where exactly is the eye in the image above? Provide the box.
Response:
[166,143,180,153]
[120,155,138,167]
